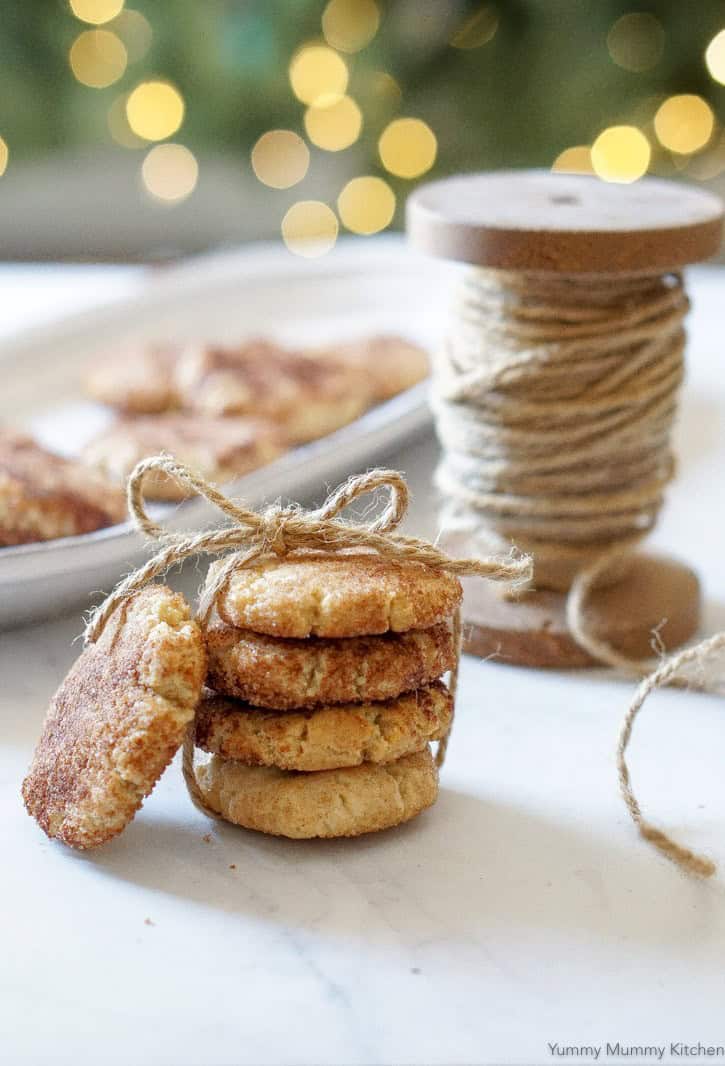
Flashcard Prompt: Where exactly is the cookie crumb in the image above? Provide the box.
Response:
[144,918,155,927]
[229,863,236,870]
[202,833,212,843]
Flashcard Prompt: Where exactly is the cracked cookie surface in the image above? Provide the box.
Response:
[207,553,463,638]
[0,429,127,546]
[195,746,438,837]
[204,620,455,708]
[195,681,452,770]
[22,585,206,849]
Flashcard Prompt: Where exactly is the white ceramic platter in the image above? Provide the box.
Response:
[0,238,461,628]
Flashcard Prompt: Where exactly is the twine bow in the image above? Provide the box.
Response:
[85,454,532,647]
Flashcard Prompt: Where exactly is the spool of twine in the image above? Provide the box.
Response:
[434,266,689,673]
[84,455,531,815]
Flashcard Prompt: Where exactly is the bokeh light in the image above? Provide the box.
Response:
[107,92,145,147]
[0,137,9,177]
[378,117,437,178]
[112,8,152,63]
[551,146,593,175]
[304,95,362,151]
[126,81,185,141]
[654,94,714,154]
[141,143,198,203]
[69,29,127,89]
[705,29,725,86]
[450,4,499,50]
[591,125,650,183]
[322,0,380,54]
[282,201,339,258]
[338,176,395,234]
[369,71,402,110]
[251,130,310,189]
[687,132,725,180]
[606,13,664,72]
[69,0,124,25]
[289,45,348,106]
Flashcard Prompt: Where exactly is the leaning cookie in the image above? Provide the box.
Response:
[195,682,452,771]
[195,747,438,838]
[0,429,127,546]
[22,585,206,849]
[82,413,286,501]
[84,344,179,414]
[174,341,371,442]
[313,334,430,402]
[207,553,463,638]
[204,620,455,708]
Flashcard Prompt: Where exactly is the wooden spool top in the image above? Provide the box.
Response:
[407,170,724,274]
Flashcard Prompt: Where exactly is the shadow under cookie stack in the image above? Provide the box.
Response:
[190,553,464,839]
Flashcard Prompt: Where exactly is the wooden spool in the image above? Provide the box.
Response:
[407,170,724,668]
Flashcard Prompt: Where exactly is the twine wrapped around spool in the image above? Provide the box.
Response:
[408,170,723,671]
[84,454,532,812]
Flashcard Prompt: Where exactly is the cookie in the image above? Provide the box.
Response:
[22,585,206,849]
[84,344,179,414]
[207,553,463,638]
[174,340,371,442]
[82,413,286,501]
[0,429,127,546]
[195,747,438,838]
[316,335,430,401]
[204,620,455,708]
[195,681,452,771]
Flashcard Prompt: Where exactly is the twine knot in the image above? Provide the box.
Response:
[84,453,532,648]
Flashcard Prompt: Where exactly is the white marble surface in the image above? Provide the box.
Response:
[3,266,725,1066]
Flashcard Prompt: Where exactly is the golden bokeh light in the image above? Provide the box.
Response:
[289,45,348,106]
[338,176,395,234]
[369,71,402,109]
[0,137,9,178]
[69,29,127,89]
[281,201,338,258]
[450,4,499,50]
[304,95,362,151]
[126,81,185,141]
[251,130,310,189]
[322,0,380,54]
[141,143,198,204]
[551,146,594,175]
[606,12,664,72]
[69,0,124,25]
[705,29,725,86]
[107,92,145,147]
[591,125,650,183]
[378,117,437,178]
[112,8,152,63]
[654,94,714,154]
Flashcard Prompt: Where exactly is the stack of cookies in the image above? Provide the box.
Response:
[191,552,463,839]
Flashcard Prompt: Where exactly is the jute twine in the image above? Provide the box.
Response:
[434,267,688,674]
[84,454,532,817]
[434,267,724,878]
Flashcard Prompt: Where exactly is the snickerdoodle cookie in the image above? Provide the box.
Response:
[207,554,463,639]
[195,682,452,771]
[315,335,429,402]
[204,621,455,708]
[0,429,127,546]
[22,586,206,849]
[174,341,371,442]
[82,413,286,501]
[195,747,438,837]
[85,344,179,414]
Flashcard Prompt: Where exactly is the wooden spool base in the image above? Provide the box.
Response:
[454,549,701,669]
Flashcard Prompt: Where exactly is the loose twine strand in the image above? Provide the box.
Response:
[435,267,724,877]
[84,455,531,814]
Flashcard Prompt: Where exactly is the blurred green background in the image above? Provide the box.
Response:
[2,0,724,259]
